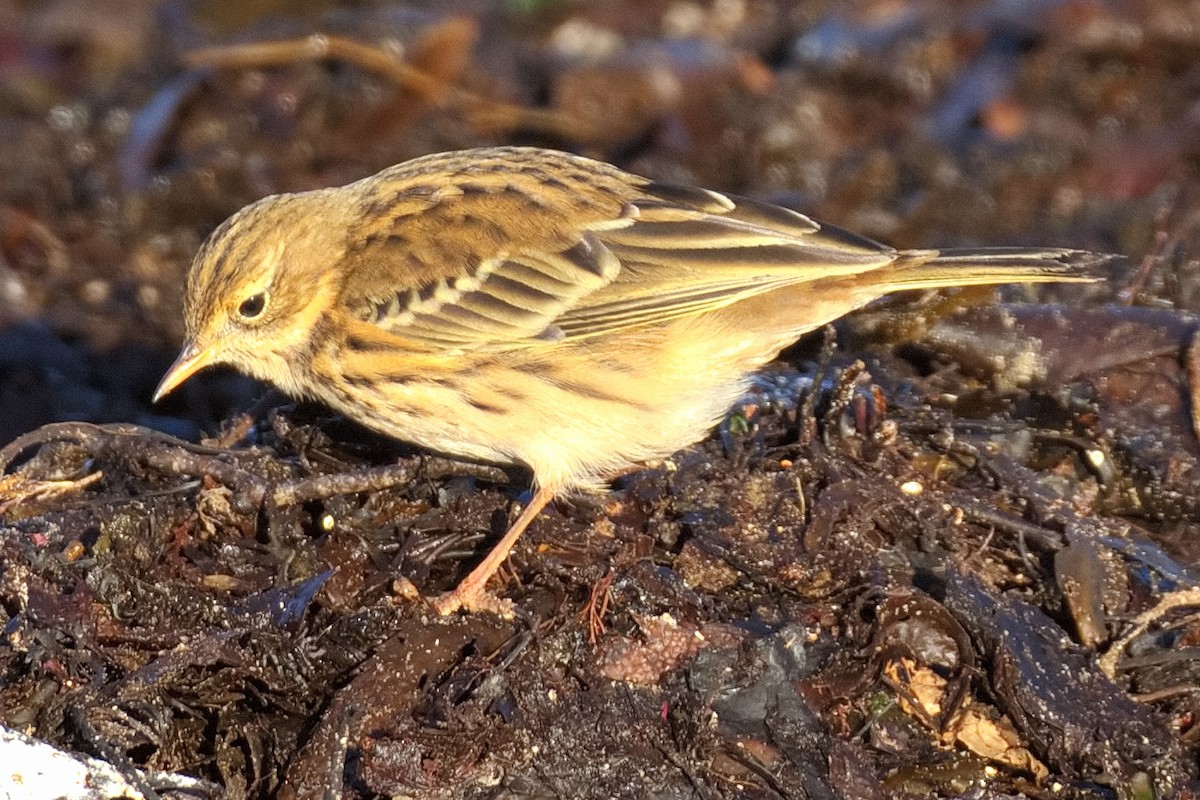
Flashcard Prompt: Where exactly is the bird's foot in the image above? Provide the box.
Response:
[430,585,515,619]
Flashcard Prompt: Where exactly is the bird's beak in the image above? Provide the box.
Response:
[153,340,217,402]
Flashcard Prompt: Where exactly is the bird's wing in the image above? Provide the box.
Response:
[558,183,898,337]
[339,167,897,351]
[337,186,631,349]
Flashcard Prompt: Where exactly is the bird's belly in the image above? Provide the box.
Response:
[315,349,752,494]
[310,375,520,467]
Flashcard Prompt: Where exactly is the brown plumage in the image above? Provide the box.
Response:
[155,146,1106,615]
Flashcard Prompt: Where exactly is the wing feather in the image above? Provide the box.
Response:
[337,156,899,351]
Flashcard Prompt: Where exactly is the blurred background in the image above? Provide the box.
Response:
[4,5,1200,797]
[0,0,1194,445]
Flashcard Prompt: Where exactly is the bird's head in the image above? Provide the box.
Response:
[153,190,345,402]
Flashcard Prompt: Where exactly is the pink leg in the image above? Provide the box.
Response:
[431,486,554,617]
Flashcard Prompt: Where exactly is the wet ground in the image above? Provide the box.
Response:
[1,1,1199,797]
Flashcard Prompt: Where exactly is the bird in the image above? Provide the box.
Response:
[153,145,1105,616]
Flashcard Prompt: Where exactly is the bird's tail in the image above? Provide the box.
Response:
[878,247,1109,292]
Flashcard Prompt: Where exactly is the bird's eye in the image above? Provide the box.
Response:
[238,293,266,320]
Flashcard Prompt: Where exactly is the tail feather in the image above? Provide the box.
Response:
[880,247,1111,292]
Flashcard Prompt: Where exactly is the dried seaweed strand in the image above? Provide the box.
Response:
[1,421,512,514]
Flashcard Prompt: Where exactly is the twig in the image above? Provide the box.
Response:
[185,34,598,142]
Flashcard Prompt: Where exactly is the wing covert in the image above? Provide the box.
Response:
[334,155,900,349]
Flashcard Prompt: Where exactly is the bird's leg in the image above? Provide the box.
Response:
[431,485,554,617]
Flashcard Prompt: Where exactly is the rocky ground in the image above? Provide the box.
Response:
[0,1,1198,797]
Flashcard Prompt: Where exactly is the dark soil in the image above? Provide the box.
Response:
[1,1,1199,798]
